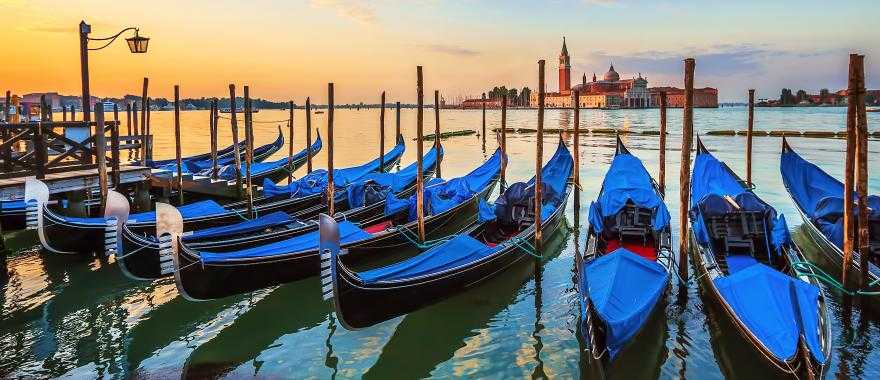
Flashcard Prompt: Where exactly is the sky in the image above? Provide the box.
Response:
[0,0,877,103]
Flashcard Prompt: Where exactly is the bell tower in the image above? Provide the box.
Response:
[558,37,571,94]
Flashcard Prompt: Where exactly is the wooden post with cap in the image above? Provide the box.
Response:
[379,91,386,172]
[173,85,184,204]
[288,100,295,183]
[659,91,667,195]
[306,97,313,173]
[746,89,755,187]
[535,60,545,252]
[327,84,335,215]
[434,90,442,178]
[416,67,426,242]
[679,58,695,281]
[853,54,870,288]
[842,55,858,288]
[229,84,243,199]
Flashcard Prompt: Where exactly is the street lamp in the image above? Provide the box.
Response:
[79,21,149,122]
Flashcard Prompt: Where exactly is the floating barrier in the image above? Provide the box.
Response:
[492,128,667,136]
[706,130,878,138]
[418,130,476,141]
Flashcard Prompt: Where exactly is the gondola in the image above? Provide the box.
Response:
[26,135,405,255]
[576,136,672,366]
[319,139,572,329]
[170,147,504,301]
[690,138,831,378]
[146,127,282,169]
[150,127,291,176]
[116,143,442,280]
[780,138,880,291]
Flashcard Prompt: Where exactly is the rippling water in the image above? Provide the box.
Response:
[2,106,879,378]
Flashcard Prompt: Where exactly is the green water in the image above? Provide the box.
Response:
[1,106,879,378]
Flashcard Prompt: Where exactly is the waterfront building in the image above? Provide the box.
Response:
[649,87,719,108]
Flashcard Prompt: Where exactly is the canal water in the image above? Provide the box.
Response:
[1,106,878,379]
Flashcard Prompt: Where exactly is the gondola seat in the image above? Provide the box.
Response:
[605,239,657,261]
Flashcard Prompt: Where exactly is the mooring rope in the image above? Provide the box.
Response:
[395,226,451,250]
[790,259,880,296]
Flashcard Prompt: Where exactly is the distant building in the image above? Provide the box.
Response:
[649,87,719,108]
[461,98,504,109]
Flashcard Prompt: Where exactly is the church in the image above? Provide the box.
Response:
[530,38,716,109]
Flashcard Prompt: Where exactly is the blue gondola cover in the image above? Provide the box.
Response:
[588,152,670,234]
[714,263,826,364]
[358,234,495,283]
[58,200,226,225]
[263,137,405,197]
[185,211,299,240]
[582,248,668,359]
[199,220,371,263]
[346,145,442,208]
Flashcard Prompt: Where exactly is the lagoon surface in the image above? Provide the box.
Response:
[2,106,879,379]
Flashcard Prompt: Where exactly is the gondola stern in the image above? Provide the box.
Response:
[25,178,77,254]
[103,190,130,257]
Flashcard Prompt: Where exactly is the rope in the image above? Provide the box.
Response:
[506,236,542,259]
[395,226,451,250]
[790,259,880,297]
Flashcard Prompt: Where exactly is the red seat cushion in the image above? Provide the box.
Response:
[363,221,393,234]
[605,239,658,261]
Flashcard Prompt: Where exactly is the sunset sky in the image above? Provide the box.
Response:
[1,0,876,103]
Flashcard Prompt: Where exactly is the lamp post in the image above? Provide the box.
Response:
[79,21,149,122]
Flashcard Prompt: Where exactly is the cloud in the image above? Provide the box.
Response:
[419,43,480,57]
[583,0,619,6]
[27,24,74,34]
[310,0,377,25]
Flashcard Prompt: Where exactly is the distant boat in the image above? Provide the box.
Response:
[314,110,325,114]
[97,101,116,112]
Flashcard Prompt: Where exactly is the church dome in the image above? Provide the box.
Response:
[603,64,619,82]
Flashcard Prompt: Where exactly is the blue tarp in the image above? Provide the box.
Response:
[581,248,668,359]
[0,199,26,213]
[262,136,405,197]
[199,220,372,263]
[588,151,670,234]
[58,200,227,226]
[185,211,300,240]
[346,145,442,208]
[714,263,826,364]
[204,137,322,180]
[384,148,503,220]
[781,146,880,248]
[358,234,496,283]
[690,149,790,253]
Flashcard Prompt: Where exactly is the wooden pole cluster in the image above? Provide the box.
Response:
[535,60,545,252]
[416,67,426,242]
[288,100,295,184]
[501,94,508,189]
[379,91,386,171]
[678,58,696,281]
[746,89,755,187]
[94,102,108,209]
[306,97,313,173]
[327,83,336,215]
[244,86,256,219]
[434,90,442,178]
[659,91,667,195]
[229,85,244,199]
[173,85,184,204]
[140,78,149,162]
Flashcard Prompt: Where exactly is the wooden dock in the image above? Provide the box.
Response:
[0,165,150,200]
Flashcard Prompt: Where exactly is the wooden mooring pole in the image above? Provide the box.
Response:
[535,60,545,252]
[125,103,132,161]
[679,58,695,281]
[229,84,244,199]
[327,84,336,215]
[95,103,108,210]
[396,101,402,138]
[173,85,184,205]
[132,102,139,161]
[244,86,255,218]
[111,104,120,188]
[380,91,386,171]
[140,78,149,162]
[62,105,67,121]
[146,98,152,160]
[853,54,870,288]
[842,55,858,288]
[572,89,580,228]
[416,67,426,242]
[746,89,755,187]
[210,99,219,180]
[4,91,10,122]
[306,97,313,173]
[501,94,508,190]
[434,90,442,178]
[481,92,487,152]
[659,91,667,195]
[288,100,295,183]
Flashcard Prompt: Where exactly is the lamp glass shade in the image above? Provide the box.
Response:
[126,35,149,53]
